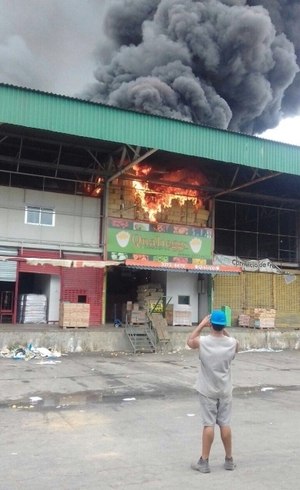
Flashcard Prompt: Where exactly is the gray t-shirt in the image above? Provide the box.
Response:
[195,335,237,399]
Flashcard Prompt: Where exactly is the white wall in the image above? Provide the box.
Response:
[47,275,61,323]
[166,272,199,323]
[0,186,101,251]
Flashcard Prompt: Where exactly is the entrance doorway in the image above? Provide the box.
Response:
[0,284,15,323]
[17,273,61,324]
[106,267,151,323]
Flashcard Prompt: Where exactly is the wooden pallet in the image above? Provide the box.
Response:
[239,324,275,329]
[147,312,170,343]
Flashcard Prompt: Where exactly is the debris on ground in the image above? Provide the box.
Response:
[239,348,283,353]
[0,344,62,361]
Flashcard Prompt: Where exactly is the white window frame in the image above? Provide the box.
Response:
[25,206,55,227]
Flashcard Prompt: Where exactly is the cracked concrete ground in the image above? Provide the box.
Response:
[0,349,299,489]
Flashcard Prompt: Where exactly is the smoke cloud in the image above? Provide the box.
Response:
[86,0,300,134]
[0,0,108,94]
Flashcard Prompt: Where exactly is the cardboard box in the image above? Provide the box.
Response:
[59,303,90,328]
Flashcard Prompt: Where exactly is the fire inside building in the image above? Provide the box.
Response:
[0,84,299,330]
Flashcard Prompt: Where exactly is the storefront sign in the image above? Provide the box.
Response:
[125,259,241,274]
[214,255,282,274]
[107,218,213,263]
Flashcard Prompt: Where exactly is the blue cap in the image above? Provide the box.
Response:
[210,310,226,326]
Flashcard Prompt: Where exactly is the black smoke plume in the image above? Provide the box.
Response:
[85,0,300,134]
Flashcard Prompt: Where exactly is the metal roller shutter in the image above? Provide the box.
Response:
[0,247,18,282]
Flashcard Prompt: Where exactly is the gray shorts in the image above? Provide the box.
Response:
[198,393,232,427]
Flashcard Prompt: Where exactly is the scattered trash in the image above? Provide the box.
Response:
[239,348,283,353]
[0,344,62,361]
[35,360,61,365]
[261,387,275,392]
[14,348,27,359]
[33,347,52,357]
[29,396,43,402]
[11,404,34,410]
[0,347,10,356]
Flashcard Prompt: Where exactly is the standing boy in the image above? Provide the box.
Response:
[187,310,239,473]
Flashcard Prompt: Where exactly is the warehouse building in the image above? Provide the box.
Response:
[0,84,299,328]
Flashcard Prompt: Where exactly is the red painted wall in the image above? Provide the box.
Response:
[61,266,104,326]
[18,250,104,326]
[61,254,104,327]
[18,249,61,275]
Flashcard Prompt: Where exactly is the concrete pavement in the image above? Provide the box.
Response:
[0,349,299,489]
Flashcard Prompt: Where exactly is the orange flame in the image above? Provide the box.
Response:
[82,177,104,197]
[132,164,152,176]
[132,166,205,222]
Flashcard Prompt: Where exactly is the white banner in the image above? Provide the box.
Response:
[213,255,282,274]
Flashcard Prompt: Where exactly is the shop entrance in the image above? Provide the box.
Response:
[106,267,151,324]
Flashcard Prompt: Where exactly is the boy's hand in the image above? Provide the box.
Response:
[199,314,211,329]
[203,314,211,325]
[187,313,211,349]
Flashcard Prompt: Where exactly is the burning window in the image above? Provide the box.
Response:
[131,164,207,223]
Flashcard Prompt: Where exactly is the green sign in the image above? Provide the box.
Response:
[107,218,213,263]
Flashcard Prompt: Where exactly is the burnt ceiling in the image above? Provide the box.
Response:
[0,124,299,209]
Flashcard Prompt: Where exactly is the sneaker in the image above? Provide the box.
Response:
[191,457,211,473]
[224,457,236,470]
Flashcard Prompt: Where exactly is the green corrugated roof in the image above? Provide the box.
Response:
[1,83,300,175]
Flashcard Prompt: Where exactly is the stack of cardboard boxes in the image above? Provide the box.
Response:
[59,302,90,328]
[238,308,276,329]
[128,302,147,325]
[108,180,210,226]
[137,283,164,313]
[125,284,164,325]
[108,181,135,219]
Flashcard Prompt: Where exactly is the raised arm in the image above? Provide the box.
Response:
[223,328,239,353]
[187,314,211,349]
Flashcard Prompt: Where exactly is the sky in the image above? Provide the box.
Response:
[0,0,299,146]
[260,117,300,146]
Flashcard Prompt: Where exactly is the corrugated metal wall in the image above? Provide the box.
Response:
[213,272,300,326]
[2,84,300,176]
[0,247,18,282]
